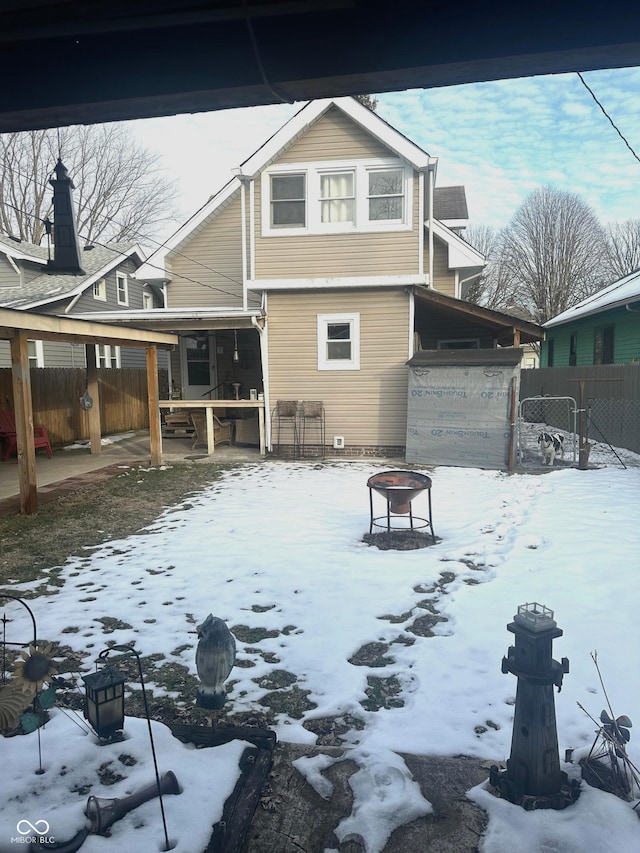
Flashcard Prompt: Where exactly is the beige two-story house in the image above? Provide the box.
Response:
[108,96,541,454]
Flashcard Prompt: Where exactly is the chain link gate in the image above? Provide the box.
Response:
[517,396,578,470]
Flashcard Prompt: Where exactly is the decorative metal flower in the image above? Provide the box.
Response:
[0,682,33,730]
[13,643,58,694]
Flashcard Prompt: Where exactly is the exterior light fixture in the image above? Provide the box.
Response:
[233,330,239,363]
[81,664,126,740]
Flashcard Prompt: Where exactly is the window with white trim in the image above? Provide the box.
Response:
[28,339,44,367]
[368,168,404,221]
[93,278,106,301]
[262,159,411,236]
[270,173,306,228]
[317,313,360,371]
[95,345,121,368]
[116,272,129,306]
[142,291,153,309]
[320,171,355,224]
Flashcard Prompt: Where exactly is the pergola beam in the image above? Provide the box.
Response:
[0,307,178,514]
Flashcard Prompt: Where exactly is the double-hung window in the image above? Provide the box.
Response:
[93,278,106,301]
[28,340,44,368]
[270,173,306,228]
[263,160,410,235]
[368,168,404,221]
[95,345,121,368]
[317,313,360,371]
[116,272,129,306]
[320,172,355,224]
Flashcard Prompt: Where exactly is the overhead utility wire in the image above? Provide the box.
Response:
[0,159,246,295]
[577,71,640,166]
[0,196,243,301]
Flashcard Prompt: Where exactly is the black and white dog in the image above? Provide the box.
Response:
[537,432,565,466]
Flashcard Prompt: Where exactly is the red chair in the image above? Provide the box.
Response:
[0,410,53,461]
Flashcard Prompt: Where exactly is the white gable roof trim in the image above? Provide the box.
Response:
[239,97,436,179]
[428,218,485,269]
[141,96,438,276]
[545,268,640,327]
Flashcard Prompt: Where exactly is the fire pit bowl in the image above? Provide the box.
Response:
[367,470,435,542]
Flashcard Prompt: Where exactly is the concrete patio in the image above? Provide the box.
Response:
[0,431,262,515]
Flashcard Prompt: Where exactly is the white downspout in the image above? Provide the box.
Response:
[428,164,434,290]
[240,178,248,311]
[251,311,271,451]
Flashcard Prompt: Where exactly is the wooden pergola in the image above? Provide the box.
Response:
[0,308,177,514]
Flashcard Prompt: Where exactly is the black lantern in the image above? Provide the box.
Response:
[82,665,126,739]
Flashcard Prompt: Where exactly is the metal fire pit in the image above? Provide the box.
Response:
[367,470,435,543]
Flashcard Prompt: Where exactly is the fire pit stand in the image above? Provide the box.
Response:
[367,470,435,543]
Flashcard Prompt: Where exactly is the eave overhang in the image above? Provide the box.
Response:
[414,286,544,346]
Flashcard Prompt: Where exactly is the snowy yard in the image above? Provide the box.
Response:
[1,460,640,852]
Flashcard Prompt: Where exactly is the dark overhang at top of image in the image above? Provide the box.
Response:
[1,0,640,131]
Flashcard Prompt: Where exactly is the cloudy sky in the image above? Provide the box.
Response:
[129,65,640,240]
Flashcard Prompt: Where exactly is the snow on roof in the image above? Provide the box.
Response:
[545,268,640,327]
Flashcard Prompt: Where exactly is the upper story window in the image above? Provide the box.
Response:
[142,291,153,309]
[263,159,411,237]
[368,168,404,221]
[116,272,129,306]
[270,174,306,228]
[93,278,106,301]
[320,172,355,224]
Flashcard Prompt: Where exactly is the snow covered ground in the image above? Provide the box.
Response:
[1,459,639,852]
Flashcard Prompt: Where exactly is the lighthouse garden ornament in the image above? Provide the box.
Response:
[490,602,581,810]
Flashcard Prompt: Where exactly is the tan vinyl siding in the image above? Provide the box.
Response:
[428,236,456,296]
[167,193,244,308]
[281,107,393,163]
[267,289,410,446]
[254,170,420,280]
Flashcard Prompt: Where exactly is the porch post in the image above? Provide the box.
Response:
[146,345,162,466]
[10,330,38,515]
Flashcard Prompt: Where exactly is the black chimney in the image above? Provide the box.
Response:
[47,158,85,275]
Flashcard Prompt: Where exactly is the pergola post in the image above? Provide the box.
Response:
[146,344,162,466]
[10,330,38,514]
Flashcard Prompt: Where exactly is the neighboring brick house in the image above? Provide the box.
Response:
[542,269,640,367]
[98,96,542,453]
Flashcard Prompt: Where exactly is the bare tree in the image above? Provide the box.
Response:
[355,94,378,111]
[0,124,178,246]
[464,224,502,305]
[497,186,607,324]
[604,219,640,279]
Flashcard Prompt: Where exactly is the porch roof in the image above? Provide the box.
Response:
[0,307,178,348]
[413,287,545,346]
[71,307,265,332]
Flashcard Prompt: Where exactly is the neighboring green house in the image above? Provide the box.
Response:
[542,269,640,367]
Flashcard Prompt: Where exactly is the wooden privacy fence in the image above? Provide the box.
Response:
[520,364,640,401]
[0,368,168,447]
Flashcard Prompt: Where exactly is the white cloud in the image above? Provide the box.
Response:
[129,68,640,237]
